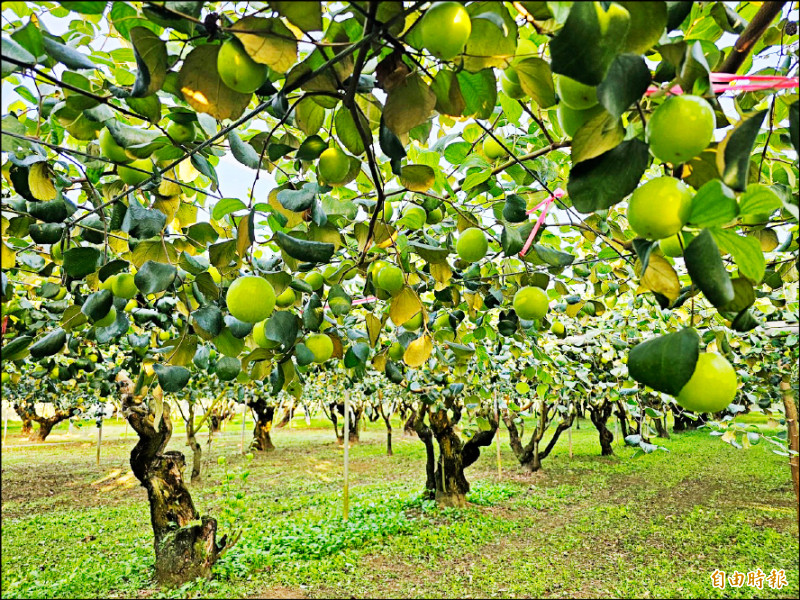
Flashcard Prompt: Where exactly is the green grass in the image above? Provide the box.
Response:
[1,416,797,599]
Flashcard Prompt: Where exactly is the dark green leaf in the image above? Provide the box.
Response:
[687,179,738,228]
[29,328,67,359]
[153,363,191,392]
[296,134,328,160]
[721,109,767,191]
[192,305,223,339]
[275,232,334,263]
[228,129,262,169]
[42,36,95,70]
[596,54,650,119]
[628,327,699,395]
[684,229,735,307]
[81,289,113,321]
[63,247,101,278]
[265,310,299,349]
[134,260,176,295]
[122,197,166,239]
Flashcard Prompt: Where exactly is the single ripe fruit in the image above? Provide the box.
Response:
[402,311,423,331]
[419,1,472,61]
[306,333,334,363]
[557,103,604,137]
[556,76,598,110]
[167,121,195,143]
[483,137,508,160]
[646,95,715,164]
[318,147,350,184]
[100,275,117,291]
[252,320,278,348]
[217,38,268,94]
[112,273,138,299]
[275,287,296,308]
[501,67,525,99]
[95,306,117,328]
[403,206,427,230]
[456,228,488,262]
[426,208,443,224]
[376,264,404,295]
[659,231,695,258]
[676,352,738,413]
[627,177,693,240]
[158,330,171,341]
[304,271,324,291]
[118,159,154,186]
[99,129,132,164]
[513,286,549,320]
[226,276,276,323]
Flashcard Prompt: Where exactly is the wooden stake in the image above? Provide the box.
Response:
[240,404,247,454]
[494,394,502,478]
[343,390,350,520]
[96,418,103,466]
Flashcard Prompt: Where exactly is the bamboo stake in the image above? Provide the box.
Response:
[343,390,350,521]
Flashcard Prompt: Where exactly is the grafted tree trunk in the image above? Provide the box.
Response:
[428,408,497,507]
[378,398,393,456]
[184,403,202,482]
[27,408,75,442]
[502,406,574,471]
[403,408,417,437]
[274,405,292,428]
[413,411,437,499]
[588,402,615,456]
[14,404,34,436]
[672,407,705,432]
[120,375,224,586]
[615,400,629,439]
[328,402,361,444]
[654,415,670,439]
[249,400,275,452]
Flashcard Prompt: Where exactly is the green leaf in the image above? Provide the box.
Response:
[296,134,328,161]
[178,45,251,121]
[95,312,130,344]
[514,58,556,108]
[303,293,324,331]
[265,310,299,349]
[61,2,108,15]
[408,241,450,264]
[721,277,756,313]
[618,1,667,54]
[457,69,497,119]
[42,36,96,70]
[678,41,711,96]
[125,94,161,123]
[228,130,262,169]
[81,289,113,322]
[269,1,323,31]
[384,74,436,137]
[1,36,36,77]
[2,336,33,361]
[213,328,245,357]
[122,197,166,239]
[684,229,735,307]
[379,117,406,160]
[571,110,625,164]
[63,247,101,278]
[29,328,67,359]
[462,170,493,191]
[463,2,517,72]
[711,228,766,284]
[529,244,574,267]
[718,109,767,191]
[334,109,367,156]
[501,225,524,255]
[738,183,782,218]
[628,328,699,396]
[134,260,176,295]
[129,26,167,97]
[211,197,247,220]
[502,194,527,223]
[596,54,650,119]
[567,138,648,213]
[550,1,631,86]
[687,179,738,228]
[277,184,318,212]
[327,284,352,317]
[152,363,191,392]
[192,305,224,339]
[275,232,334,263]
[295,98,325,136]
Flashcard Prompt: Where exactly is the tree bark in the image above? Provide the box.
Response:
[615,400,629,439]
[654,416,670,439]
[719,1,787,74]
[184,403,202,483]
[780,368,799,528]
[589,403,614,456]
[403,408,417,437]
[29,418,57,442]
[503,405,573,471]
[249,400,275,452]
[14,404,34,436]
[413,410,437,499]
[672,407,705,432]
[120,375,223,586]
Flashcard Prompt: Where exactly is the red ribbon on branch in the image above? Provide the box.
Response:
[520,188,566,258]
[646,73,798,96]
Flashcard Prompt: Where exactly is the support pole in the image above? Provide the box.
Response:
[343,390,350,521]
[240,403,247,455]
[96,417,103,466]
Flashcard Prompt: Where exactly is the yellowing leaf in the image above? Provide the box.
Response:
[389,287,422,326]
[233,16,298,72]
[179,45,251,121]
[639,255,680,302]
[383,73,436,137]
[400,164,436,192]
[404,334,433,368]
[153,195,180,222]
[2,243,17,268]
[430,262,452,290]
[566,301,585,318]
[366,313,382,347]
[269,188,303,228]
[28,162,57,200]
[372,352,387,373]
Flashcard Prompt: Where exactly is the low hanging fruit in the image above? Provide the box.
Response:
[646,95,715,165]
[456,228,489,262]
[217,38,268,94]
[419,1,472,61]
[226,276,276,323]
[513,286,549,320]
[627,177,693,240]
[676,352,738,413]
[318,147,351,184]
[556,76,599,110]
[306,333,334,363]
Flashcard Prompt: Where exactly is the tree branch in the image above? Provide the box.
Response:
[719,1,787,74]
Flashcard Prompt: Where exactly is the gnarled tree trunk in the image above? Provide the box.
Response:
[14,403,34,437]
[249,399,275,452]
[413,411,437,499]
[672,407,705,432]
[502,406,574,471]
[120,375,224,586]
[27,408,75,442]
[328,402,362,444]
[588,402,615,456]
